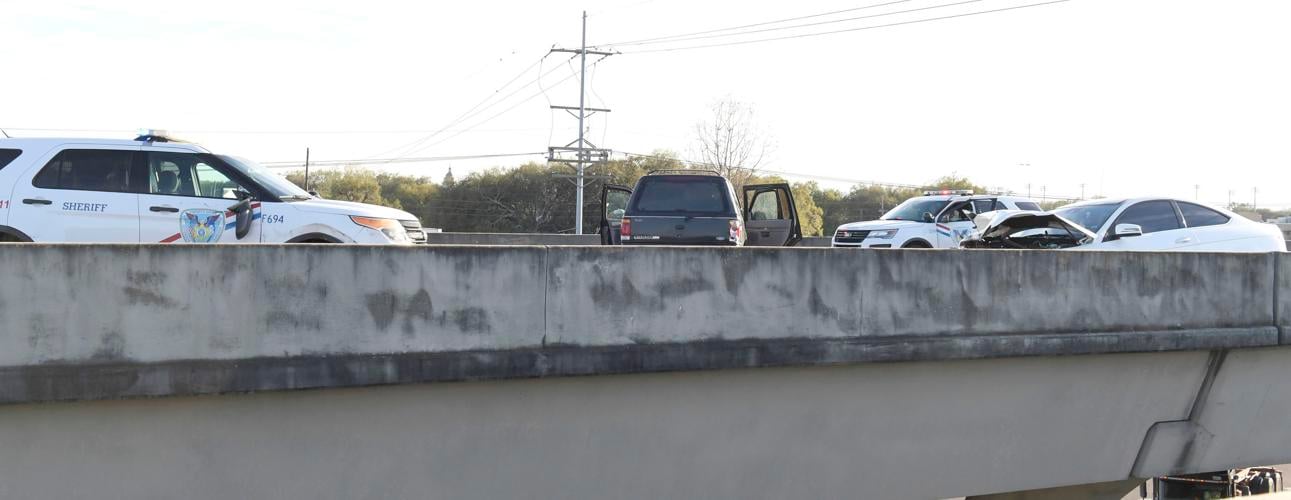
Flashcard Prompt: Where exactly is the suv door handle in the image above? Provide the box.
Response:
[149,206,179,213]
[21,198,52,205]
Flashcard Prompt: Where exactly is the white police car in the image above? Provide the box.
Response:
[831,190,1041,248]
[0,131,426,244]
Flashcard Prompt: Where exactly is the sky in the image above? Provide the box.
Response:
[2,0,1289,208]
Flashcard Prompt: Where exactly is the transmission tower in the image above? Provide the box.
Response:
[548,11,615,234]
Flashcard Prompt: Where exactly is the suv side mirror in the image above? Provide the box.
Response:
[1113,223,1143,239]
[922,212,935,223]
[226,198,254,240]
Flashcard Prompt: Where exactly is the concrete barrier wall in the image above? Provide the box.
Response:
[0,244,1281,403]
[798,236,832,247]
[1279,252,1291,343]
[548,248,1274,345]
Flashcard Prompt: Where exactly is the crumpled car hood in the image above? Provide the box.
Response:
[970,211,1097,243]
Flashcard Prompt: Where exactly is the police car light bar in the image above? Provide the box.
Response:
[134,128,176,143]
[923,189,974,196]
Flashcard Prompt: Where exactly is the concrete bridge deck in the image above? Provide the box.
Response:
[1,244,1289,499]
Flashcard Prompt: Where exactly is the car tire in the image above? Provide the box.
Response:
[285,232,342,243]
[902,240,932,249]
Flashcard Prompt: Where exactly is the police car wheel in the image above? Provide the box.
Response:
[902,241,931,249]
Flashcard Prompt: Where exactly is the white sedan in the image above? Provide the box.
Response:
[961,197,1285,252]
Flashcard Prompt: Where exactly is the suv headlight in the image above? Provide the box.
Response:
[350,216,408,242]
[869,229,898,239]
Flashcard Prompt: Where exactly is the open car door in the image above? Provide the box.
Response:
[600,184,631,245]
[743,183,802,246]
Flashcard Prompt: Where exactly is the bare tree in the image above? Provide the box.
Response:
[692,98,773,188]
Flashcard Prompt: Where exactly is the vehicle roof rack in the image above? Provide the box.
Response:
[647,169,722,176]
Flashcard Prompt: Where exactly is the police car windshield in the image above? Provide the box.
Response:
[882,198,949,221]
[1053,203,1119,233]
[218,155,312,200]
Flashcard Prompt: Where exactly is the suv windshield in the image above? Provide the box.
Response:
[218,155,312,200]
[1054,203,1119,233]
[882,198,949,222]
[629,176,733,216]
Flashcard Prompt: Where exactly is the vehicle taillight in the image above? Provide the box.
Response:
[620,218,632,237]
[728,219,742,241]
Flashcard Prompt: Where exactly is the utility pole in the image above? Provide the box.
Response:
[1080,183,1086,200]
[1254,187,1258,211]
[304,147,311,192]
[548,11,616,234]
[1194,184,1199,201]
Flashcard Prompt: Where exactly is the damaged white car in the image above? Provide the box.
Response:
[961,198,1285,252]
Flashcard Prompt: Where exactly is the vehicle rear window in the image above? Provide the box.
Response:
[0,149,20,169]
[1178,202,1230,228]
[33,149,136,193]
[1015,201,1042,211]
[629,176,732,215]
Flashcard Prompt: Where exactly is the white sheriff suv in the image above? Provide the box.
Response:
[0,132,426,244]
[831,190,1042,248]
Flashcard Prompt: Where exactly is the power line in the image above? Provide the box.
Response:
[595,0,910,47]
[607,0,989,48]
[395,57,608,159]
[260,152,546,169]
[367,53,574,162]
[378,54,581,162]
[623,0,1071,54]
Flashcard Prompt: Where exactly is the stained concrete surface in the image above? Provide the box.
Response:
[0,351,1212,500]
[0,245,1281,404]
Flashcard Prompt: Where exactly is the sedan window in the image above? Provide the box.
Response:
[1178,202,1230,228]
[1116,200,1182,234]
[1054,203,1118,233]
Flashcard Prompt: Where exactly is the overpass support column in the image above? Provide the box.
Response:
[966,478,1144,500]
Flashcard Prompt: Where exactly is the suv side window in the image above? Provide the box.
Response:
[972,199,998,214]
[750,190,781,220]
[0,149,21,170]
[147,152,248,199]
[32,149,136,193]
[1115,200,1182,234]
[939,201,974,222]
[1015,201,1042,211]
[1177,202,1230,228]
[195,163,244,199]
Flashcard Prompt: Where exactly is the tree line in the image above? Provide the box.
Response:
[282,98,1291,234]
[283,153,1053,236]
